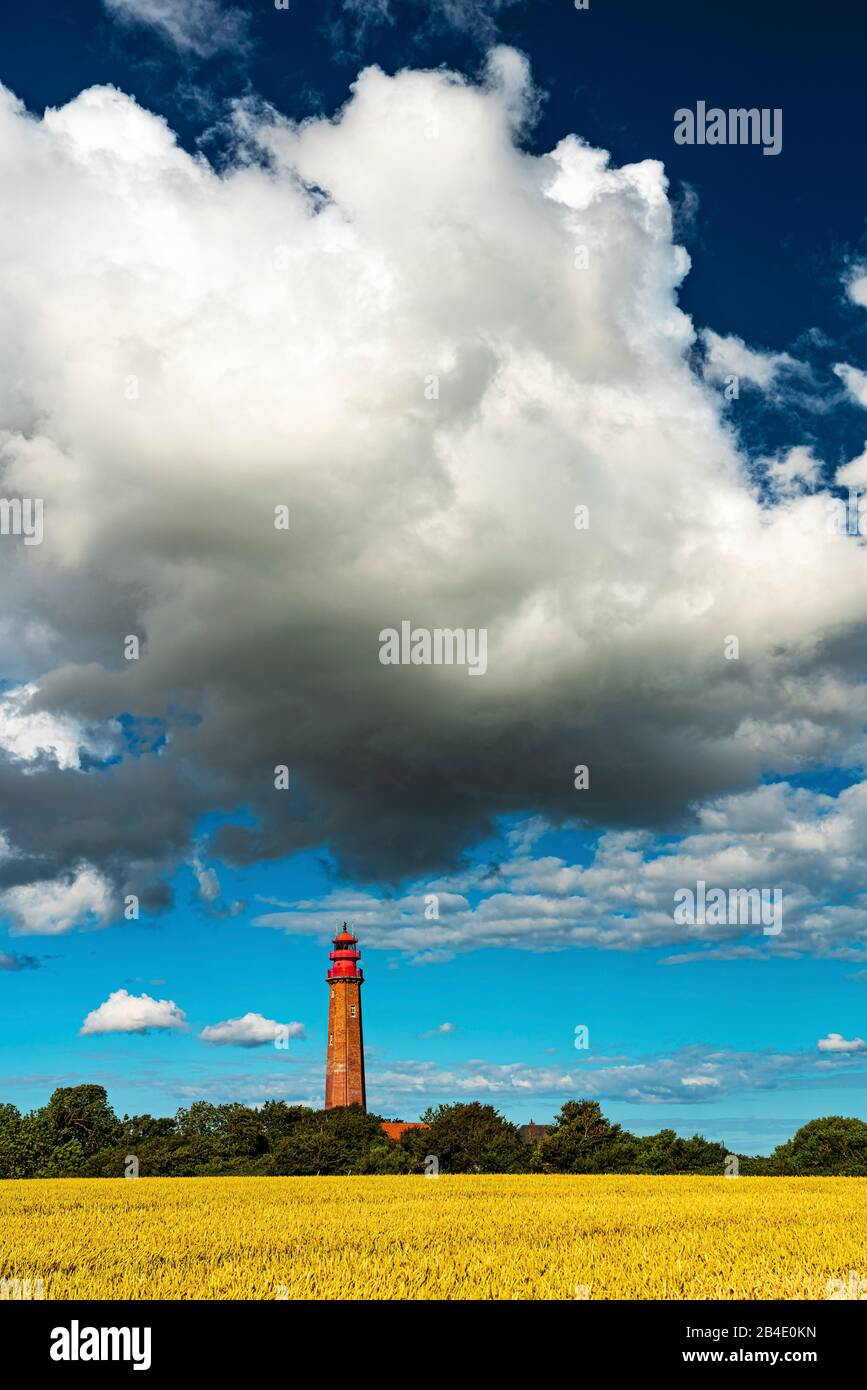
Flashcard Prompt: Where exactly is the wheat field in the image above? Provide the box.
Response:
[2,1174,865,1300]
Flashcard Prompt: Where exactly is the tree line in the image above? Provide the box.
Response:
[1,1087,865,1177]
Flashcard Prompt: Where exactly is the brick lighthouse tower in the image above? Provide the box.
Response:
[325,923,366,1110]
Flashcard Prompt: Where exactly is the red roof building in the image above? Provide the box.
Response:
[380,1121,430,1142]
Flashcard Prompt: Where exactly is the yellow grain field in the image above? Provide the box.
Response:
[1,1175,865,1300]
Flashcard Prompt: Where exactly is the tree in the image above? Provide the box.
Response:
[635,1128,728,1175]
[271,1106,386,1176]
[8,1081,867,1181]
[40,1139,86,1177]
[769,1116,867,1175]
[174,1102,225,1138]
[0,1103,36,1179]
[357,1140,415,1174]
[677,1133,729,1174]
[258,1102,310,1138]
[38,1086,121,1158]
[121,1114,175,1145]
[537,1100,637,1173]
[220,1104,268,1158]
[405,1102,527,1174]
[635,1127,681,1174]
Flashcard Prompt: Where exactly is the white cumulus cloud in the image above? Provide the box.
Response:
[199,1013,306,1047]
[2,864,113,936]
[834,361,867,408]
[817,1033,866,1053]
[845,269,867,310]
[79,987,187,1035]
[255,778,867,961]
[701,328,800,392]
[0,685,117,771]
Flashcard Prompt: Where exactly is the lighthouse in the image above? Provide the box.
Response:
[324,923,366,1110]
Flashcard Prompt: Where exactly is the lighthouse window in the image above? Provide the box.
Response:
[329,1034,333,1046]
[350,1005,357,1018]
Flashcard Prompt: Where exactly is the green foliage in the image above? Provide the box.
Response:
[0,1104,37,1179]
[356,1140,415,1174]
[120,1114,176,1145]
[257,1101,310,1138]
[174,1102,225,1138]
[768,1116,867,1175]
[677,1133,730,1174]
[635,1127,729,1175]
[409,1102,527,1174]
[1,1086,864,1179]
[41,1085,122,1157]
[39,1138,87,1177]
[537,1100,637,1174]
[271,1105,387,1175]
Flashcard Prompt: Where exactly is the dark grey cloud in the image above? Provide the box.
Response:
[0,55,866,935]
[0,949,41,971]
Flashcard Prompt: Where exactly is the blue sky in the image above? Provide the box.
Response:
[1,0,867,1152]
